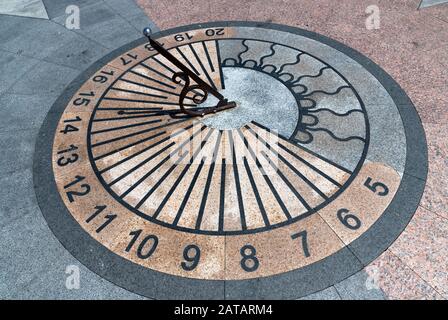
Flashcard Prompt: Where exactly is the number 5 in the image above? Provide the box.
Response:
[364,177,389,196]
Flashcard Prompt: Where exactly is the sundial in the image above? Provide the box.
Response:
[34,21,427,299]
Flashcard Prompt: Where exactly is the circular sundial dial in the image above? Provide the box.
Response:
[34,22,427,299]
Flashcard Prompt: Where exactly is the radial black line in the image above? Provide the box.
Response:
[119,78,179,97]
[260,150,312,212]
[99,135,171,174]
[175,47,200,75]
[188,43,217,90]
[202,41,215,72]
[242,156,270,227]
[91,118,187,148]
[92,120,192,161]
[152,56,177,74]
[274,150,328,200]
[97,107,163,111]
[109,87,168,100]
[152,163,193,219]
[140,62,178,84]
[145,50,205,96]
[251,121,352,174]
[91,119,162,135]
[228,131,246,230]
[278,142,343,188]
[105,123,195,185]
[92,113,165,122]
[134,153,187,210]
[218,158,226,231]
[135,128,214,210]
[245,124,343,188]
[110,142,175,189]
[101,96,196,107]
[216,40,225,90]
[171,158,206,225]
[117,78,196,101]
[129,70,177,90]
[195,130,223,230]
[237,129,292,221]
[114,110,170,115]
[118,125,207,198]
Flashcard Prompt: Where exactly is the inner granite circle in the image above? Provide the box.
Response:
[201,67,299,137]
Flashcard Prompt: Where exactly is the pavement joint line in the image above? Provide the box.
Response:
[418,204,448,223]
[0,47,83,72]
[387,249,447,298]
[0,12,48,22]
[47,0,145,51]
[333,285,344,300]
[46,8,113,51]
[0,205,39,232]
[46,0,99,22]
[432,14,448,25]
[0,90,60,97]
[102,0,152,34]
[0,50,41,93]
[0,126,40,134]
[46,19,111,52]
[315,206,366,266]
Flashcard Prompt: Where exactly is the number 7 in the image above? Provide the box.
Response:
[291,230,310,258]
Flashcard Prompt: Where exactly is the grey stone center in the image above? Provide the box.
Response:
[200,67,299,136]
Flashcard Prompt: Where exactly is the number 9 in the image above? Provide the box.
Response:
[181,245,200,271]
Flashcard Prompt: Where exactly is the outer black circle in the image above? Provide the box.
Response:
[86,37,370,236]
[33,21,427,299]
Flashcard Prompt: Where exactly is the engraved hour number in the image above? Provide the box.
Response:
[174,32,193,42]
[120,53,138,66]
[291,230,310,258]
[63,175,90,203]
[240,245,259,272]
[86,205,117,233]
[60,116,81,134]
[364,177,389,196]
[205,28,225,36]
[145,42,164,51]
[125,230,158,259]
[57,144,78,166]
[181,245,200,271]
[337,208,361,230]
[73,91,95,107]
[93,70,115,83]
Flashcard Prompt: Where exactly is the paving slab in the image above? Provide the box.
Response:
[52,2,143,50]
[0,168,37,224]
[7,61,79,95]
[0,50,39,95]
[0,128,38,175]
[0,0,49,20]
[0,14,108,70]
[0,206,144,299]
[0,93,58,131]
[299,286,341,300]
[334,270,386,300]
[42,0,97,20]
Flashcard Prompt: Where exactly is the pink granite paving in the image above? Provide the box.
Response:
[136,0,448,299]
[388,206,448,298]
[367,250,444,300]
